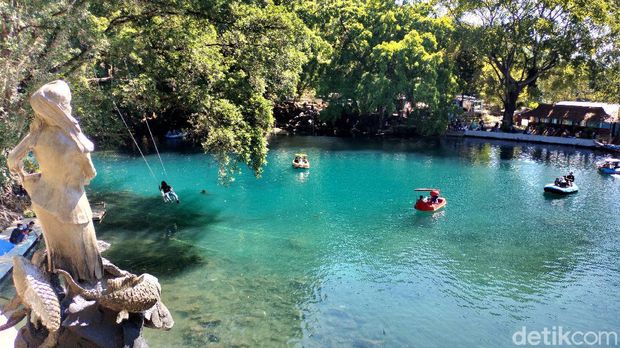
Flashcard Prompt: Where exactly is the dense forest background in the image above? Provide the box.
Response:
[0,0,618,184]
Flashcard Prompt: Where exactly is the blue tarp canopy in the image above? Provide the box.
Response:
[0,239,13,256]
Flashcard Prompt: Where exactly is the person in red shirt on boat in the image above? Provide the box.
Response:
[429,190,440,204]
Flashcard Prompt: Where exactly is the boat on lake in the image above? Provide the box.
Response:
[165,130,186,139]
[414,188,446,212]
[544,183,579,195]
[597,158,620,174]
[292,154,310,169]
[594,141,620,152]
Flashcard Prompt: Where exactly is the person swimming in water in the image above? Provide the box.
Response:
[159,181,179,203]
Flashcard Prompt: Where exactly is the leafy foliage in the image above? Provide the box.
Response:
[92,1,322,180]
[0,0,110,186]
[298,0,457,134]
[0,0,320,183]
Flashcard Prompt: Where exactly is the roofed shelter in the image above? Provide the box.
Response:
[518,102,620,138]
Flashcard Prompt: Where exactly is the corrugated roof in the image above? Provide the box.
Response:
[520,103,617,123]
[556,101,620,117]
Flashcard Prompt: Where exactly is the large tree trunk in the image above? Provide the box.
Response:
[502,84,521,130]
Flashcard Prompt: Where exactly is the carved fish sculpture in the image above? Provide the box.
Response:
[58,269,161,323]
[12,256,61,332]
[0,256,62,347]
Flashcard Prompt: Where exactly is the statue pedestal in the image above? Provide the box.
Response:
[15,303,148,348]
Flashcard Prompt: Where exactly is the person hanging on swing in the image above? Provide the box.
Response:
[159,181,179,203]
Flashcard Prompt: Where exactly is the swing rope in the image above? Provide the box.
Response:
[144,116,168,177]
[112,100,158,181]
[92,66,157,182]
[95,61,168,192]
[121,58,168,178]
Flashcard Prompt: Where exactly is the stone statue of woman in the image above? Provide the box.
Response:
[8,80,103,284]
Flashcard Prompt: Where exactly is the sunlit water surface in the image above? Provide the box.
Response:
[3,137,620,347]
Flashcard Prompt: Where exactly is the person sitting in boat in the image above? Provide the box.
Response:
[556,177,569,188]
[554,177,561,186]
[429,190,440,204]
[563,176,572,187]
[566,172,575,183]
[159,181,180,203]
[293,156,300,164]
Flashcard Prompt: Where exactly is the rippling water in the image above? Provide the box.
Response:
[4,136,620,347]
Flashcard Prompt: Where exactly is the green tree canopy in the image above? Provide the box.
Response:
[298,0,457,134]
[447,0,619,128]
[0,0,322,184]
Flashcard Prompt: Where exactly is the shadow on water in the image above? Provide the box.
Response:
[87,189,221,278]
[542,192,575,200]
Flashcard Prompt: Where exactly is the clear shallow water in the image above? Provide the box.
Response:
[5,136,620,347]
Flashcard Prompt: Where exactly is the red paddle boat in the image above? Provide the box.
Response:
[414,188,447,212]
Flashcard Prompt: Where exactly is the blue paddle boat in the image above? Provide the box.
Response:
[594,141,620,153]
[597,158,620,174]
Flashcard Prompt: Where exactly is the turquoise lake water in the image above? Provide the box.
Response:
[4,136,620,347]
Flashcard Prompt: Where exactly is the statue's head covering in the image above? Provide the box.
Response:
[30,80,94,153]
